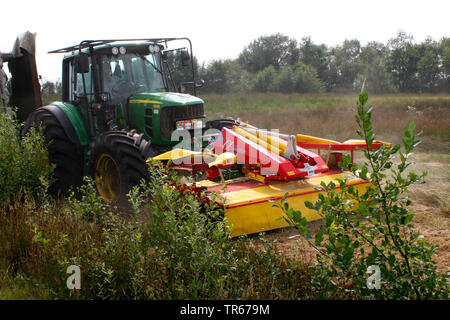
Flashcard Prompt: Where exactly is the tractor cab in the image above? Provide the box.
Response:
[99,45,167,105]
[50,38,205,145]
[67,43,168,106]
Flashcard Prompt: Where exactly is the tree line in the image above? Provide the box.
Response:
[39,31,450,96]
[197,31,449,94]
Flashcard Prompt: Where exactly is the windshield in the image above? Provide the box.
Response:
[101,51,167,104]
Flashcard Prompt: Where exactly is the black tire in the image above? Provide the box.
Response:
[23,109,84,196]
[87,130,153,203]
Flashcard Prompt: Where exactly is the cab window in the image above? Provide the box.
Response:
[68,56,93,102]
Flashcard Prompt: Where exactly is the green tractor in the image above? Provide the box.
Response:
[23,38,207,201]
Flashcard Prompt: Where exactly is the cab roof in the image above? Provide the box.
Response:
[49,38,188,57]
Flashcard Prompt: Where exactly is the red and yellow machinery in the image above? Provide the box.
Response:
[150,121,389,237]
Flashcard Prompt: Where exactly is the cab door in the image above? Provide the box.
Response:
[63,55,103,137]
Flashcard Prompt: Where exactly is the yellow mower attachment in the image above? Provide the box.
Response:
[198,172,369,237]
[148,122,384,237]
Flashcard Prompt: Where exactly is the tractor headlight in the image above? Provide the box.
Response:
[148,45,160,53]
[176,119,204,130]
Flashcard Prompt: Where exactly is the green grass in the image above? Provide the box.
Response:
[202,93,450,113]
[0,270,50,300]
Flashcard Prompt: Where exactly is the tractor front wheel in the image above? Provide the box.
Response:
[88,130,153,203]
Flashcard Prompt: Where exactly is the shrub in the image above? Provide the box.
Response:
[291,62,324,93]
[0,106,52,204]
[251,65,276,92]
[127,162,312,299]
[272,67,296,93]
[251,63,324,94]
[0,159,312,299]
[276,92,448,299]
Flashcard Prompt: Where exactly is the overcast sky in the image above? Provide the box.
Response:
[1,0,449,82]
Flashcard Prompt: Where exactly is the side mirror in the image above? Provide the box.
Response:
[75,54,90,74]
[180,49,190,67]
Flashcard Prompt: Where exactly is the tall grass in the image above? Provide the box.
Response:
[202,93,450,152]
[0,174,315,299]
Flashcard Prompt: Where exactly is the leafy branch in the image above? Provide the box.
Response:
[275,92,448,299]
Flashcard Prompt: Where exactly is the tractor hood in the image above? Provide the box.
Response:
[129,92,204,106]
[125,91,205,146]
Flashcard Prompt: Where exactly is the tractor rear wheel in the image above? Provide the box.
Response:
[87,130,153,203]
[23,109,84,195]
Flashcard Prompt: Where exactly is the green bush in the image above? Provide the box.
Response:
[0,106,52,204]
[276,92,448,299]
[251,65,276,92]
[290,62,324,93]
[0,159,312,299]
[273,62,323,93]
[251,63,324,94]
[121,163,311,299]
[272,67,296,93]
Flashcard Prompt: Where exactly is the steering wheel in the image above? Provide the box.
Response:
[134,84,147,93]
[111,80,134,96]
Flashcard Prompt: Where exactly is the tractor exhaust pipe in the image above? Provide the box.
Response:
[0,31,42,121]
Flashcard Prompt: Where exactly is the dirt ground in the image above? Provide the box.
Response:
[250,152,449,274]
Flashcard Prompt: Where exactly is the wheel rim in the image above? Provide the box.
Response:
[95,153,121,202]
